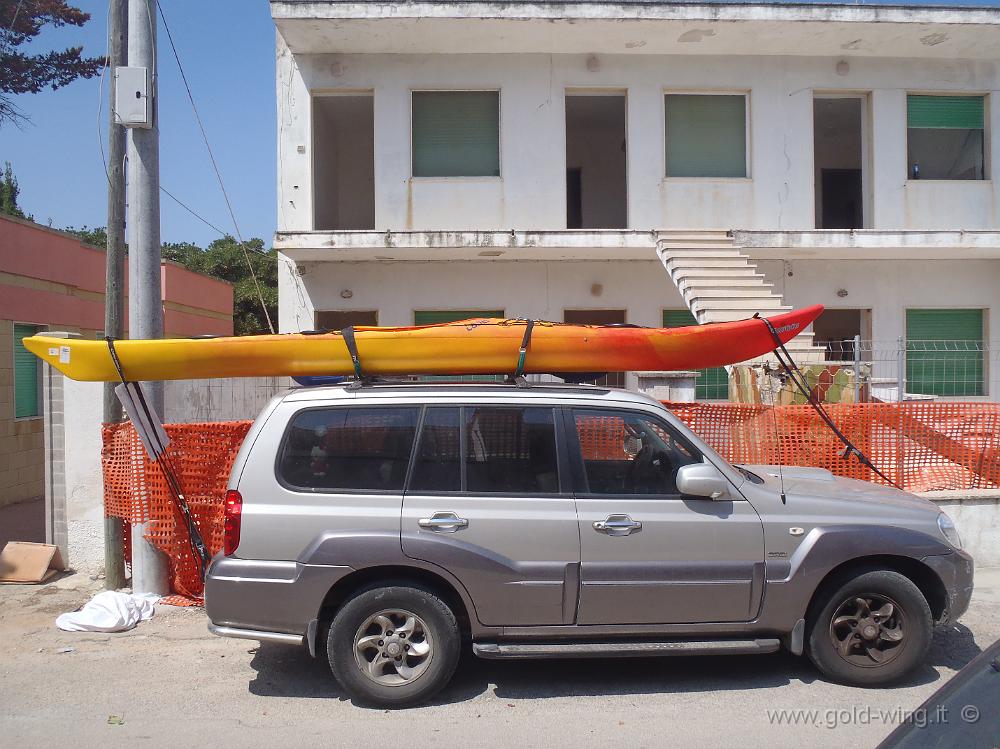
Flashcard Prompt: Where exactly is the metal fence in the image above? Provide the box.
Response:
[820,338,996,402]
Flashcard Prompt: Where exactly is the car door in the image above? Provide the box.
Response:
[402,405,580,627]
[568,407,765,625]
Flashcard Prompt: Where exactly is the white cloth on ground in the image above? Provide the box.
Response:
[55,590,160,632]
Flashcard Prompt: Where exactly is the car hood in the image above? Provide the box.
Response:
[740,465,940,514]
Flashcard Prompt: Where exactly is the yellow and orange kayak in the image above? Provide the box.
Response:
[22,305,823,382]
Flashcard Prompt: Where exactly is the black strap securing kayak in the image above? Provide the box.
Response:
[341,326,364,380]
[105,337,210,580]
[514,319,535,378]
[755,317,900,488]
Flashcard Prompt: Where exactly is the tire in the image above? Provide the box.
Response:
[327,584,460,707]
[807,569,932,687]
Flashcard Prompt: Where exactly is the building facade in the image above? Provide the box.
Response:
[270,0,1000,398]
[0,216,234,508]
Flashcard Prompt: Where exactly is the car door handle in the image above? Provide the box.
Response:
[418,512,469,533]
[593,514,642,536]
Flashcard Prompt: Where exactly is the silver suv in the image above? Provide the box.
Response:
[206,382,973,707]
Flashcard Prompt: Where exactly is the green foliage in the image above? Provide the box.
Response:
[1,161,30,219]
[63,224,108,247]
[1,1,103,126]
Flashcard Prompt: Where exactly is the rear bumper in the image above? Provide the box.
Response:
[922,549,974,624]
[204,553,353,637]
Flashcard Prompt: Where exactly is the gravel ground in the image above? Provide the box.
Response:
[1,568,997,749]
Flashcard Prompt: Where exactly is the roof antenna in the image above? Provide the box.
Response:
[764,363,788,505]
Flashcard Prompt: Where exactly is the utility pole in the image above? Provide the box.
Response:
[103,0,128,591]
[127,0,169,596]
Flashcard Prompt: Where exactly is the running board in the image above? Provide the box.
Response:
[472,638,781,659]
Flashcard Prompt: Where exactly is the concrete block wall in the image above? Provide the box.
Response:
[0,320,45,508]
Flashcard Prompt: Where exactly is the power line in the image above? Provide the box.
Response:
[155,0,274,333]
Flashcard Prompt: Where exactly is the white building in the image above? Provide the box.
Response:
[270,0,1000,399]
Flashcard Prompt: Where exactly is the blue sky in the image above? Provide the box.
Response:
[2,0,276,247]
[3,0,998,246]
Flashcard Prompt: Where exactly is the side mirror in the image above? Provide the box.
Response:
[676,463,731,500]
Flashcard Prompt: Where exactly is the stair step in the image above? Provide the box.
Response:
[687,288,778,301]
[472,638,781,660]
[665,257,752,269]
[693,300,789,312]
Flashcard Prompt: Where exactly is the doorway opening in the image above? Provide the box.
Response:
[813,96,867,229]
[812,308,872,362]
[313,94,376,230]
[565,93,627,229]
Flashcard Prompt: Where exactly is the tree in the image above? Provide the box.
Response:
[1,1,103,126]
[191,237,278,336]
[0,161,29,218]
[63,224,108,247]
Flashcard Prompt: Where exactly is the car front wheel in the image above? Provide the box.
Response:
[807,569,932,686]
[327,584,460,707]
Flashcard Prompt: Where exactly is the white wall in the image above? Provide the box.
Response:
[276,48,1000,233]
[278,258,685,332]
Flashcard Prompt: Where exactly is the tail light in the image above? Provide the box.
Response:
[223,490,242,556]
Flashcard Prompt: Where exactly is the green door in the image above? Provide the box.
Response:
[414,310,505,381]
[662,311,729,400]
[14,323,44,418]
[906,309,984,396]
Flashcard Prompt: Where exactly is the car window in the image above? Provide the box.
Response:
[409,407,461,492]
[278,406,419,492]
[465,407,559,494]
[574,409,699,495]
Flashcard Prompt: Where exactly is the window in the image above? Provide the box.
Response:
[665,94,747,178]
[663,310,729,400]
[278,407,419,491]
[14,323,44,419]
[465,407,559,493]
[906,309,984,397]
[907,95,986,180]
[411,91,500,177]
[409,407,462,492]
[413,310,504,326]
[574,409,699,495]
[314,310,378,331]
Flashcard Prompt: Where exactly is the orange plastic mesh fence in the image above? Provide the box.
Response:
[102,421,252,602]
[101,402,1000,601]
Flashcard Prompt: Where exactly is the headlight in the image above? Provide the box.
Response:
[938,512,963,550]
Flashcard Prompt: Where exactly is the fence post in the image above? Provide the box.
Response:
[853,334,861,403]
[896,336,906,403]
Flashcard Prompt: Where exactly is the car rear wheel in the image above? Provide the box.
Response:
[807,569,932,686]
[327,584,460,707]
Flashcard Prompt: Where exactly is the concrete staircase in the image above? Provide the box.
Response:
[655,230,826,364]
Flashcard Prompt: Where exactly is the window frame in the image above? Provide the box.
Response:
[563,407,704,499]
[409,89,503,180]
[904,92,990,182]
[662,90,751,181]
[274,404,422,495]
[404,404,570,497]
[13,322,45,421]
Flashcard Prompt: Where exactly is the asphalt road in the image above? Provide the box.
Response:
[1,569,997,748]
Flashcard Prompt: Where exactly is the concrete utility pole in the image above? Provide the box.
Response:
[127,0,169,596]
[103,0,128,591]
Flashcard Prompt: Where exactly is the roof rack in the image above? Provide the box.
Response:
[289,376,613,395]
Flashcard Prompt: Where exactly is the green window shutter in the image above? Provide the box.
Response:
[14,324,43,418]
[906,309,984,397]
[665,94,747,178]
[414,310,504,326]
[907,95,984,130]
[663,311,729,400]
[412,92,500,177]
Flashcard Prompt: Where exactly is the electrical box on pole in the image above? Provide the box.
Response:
[114,66,152,128]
